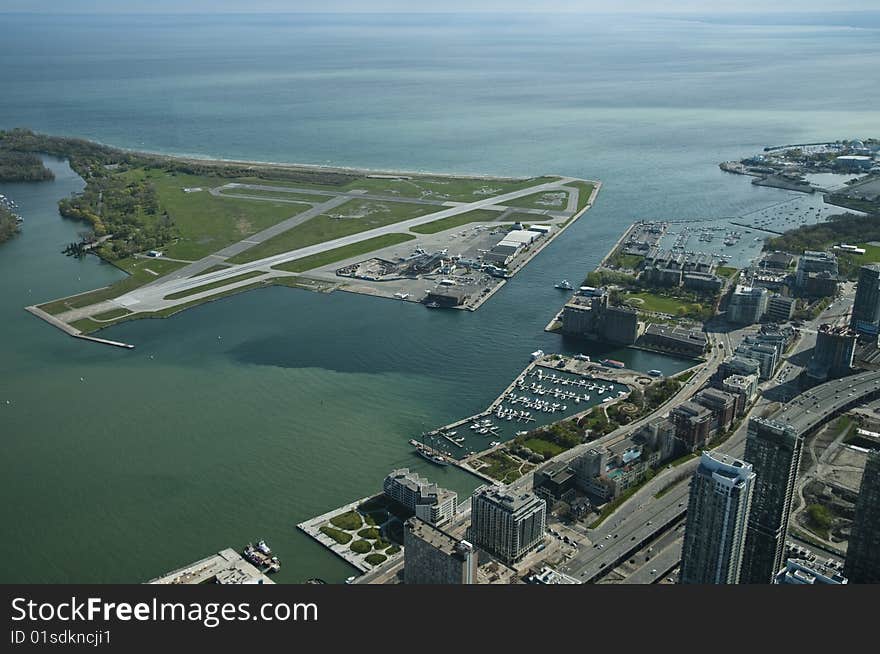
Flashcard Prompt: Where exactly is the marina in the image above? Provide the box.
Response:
[410,355,638,472]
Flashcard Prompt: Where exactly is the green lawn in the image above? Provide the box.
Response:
[565,181,596,213]
[716,266,738,279]
[123,169,311,260]
[216,186,326,204]
[523,438,566,459]
[841,243,880,267]
[350,540,372,554]
[613,254,644,270]
[330,511,363,531]
[623,291,691,315]
[501,190,570,211]
[409,209,501,234]
[364,553,388,566]
[239,174,558,203]
[163,270,265,301]
[320,525,352,545]
[271,233,415,273]
[38,258,188,314]
[228,199,436,264]
[478,451,530,484]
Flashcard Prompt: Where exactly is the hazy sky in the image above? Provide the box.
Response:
[2,1,877,13]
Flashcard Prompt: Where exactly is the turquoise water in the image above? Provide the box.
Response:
[1,12,878,583]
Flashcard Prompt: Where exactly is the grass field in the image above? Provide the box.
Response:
[272,233,415,273]
[121,169,310,260]
[409,209,500,234]
[216,186,326,204]
[227,199,436,264]
[501,190,570,211]
[523,438,566,459]
[623,291,691,315]
[566,181,596,212]
[841,242,880,266]
[612,253,644,269]
[38,258,187,314]
[716,266,738,278]
[245,174,558,202]
[478,450,534,484]
[163,270,266,300]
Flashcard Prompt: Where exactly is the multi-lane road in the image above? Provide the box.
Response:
[555,284,861,582]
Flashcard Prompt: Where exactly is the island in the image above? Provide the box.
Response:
[0,129,600,343]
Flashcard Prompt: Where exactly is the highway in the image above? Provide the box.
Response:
[554,284,862,582]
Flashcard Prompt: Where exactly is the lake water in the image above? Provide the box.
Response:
[1,12,878,583]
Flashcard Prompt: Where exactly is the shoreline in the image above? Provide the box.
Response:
[15,128,593,186]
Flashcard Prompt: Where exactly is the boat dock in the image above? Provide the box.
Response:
[147,548,274,585]
[25,305,135,349]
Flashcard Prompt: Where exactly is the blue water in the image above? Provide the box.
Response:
[0,12,878,583]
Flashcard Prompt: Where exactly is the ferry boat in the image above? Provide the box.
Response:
[555,279,573,290]
[600,359,625,369]
[530,349,545,361]
[648,369,663,377]
[243,541,281,573]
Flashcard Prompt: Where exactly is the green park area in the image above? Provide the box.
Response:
[122,169,312,261]
[227,199,436,264]
[409,209,501,234]
[216,186,326,203]
[476,450,536,484]
[610,252,644,270]
[503,190,570,211]
[315,499,407,566]
[622,291,692,315]
[272,233,415,273]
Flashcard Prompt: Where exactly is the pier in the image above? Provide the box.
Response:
[147,548,274,585]
[416,354,639,474]
[25,305,135,349]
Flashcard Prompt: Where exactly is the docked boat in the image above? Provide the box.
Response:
[600,359,625,369]
[648,369,663,377]
[555,279,573,290]
[530,349,545,361]
[243,541,281,573]
[425,301,441,309]
[410,440,450,466]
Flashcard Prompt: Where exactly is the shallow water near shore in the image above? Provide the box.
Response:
[1,12,879,583]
